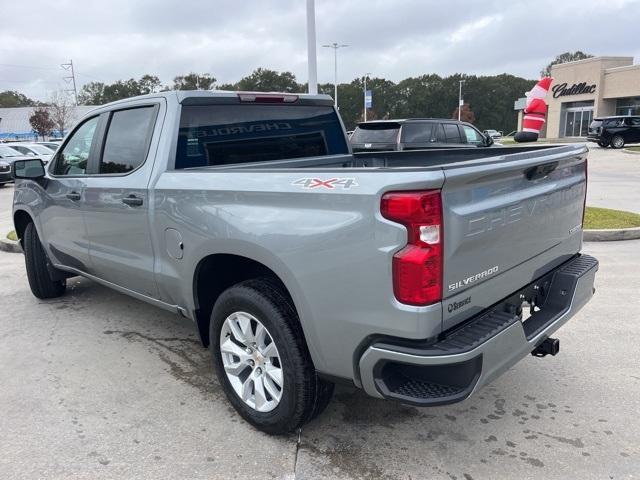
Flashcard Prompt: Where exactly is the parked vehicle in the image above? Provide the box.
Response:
[483,129,502,140]
[350,118,493,152]
[3,143,53,163]
[0,145,32,186]
[588,116,640,148]
[12,91,598,434]
[36,142,60,152]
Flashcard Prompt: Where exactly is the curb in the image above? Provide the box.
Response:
[622,148,640,155]
[0,236,22,253]
[584,226,640,242]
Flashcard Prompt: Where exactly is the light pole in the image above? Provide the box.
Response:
[458,79,466,121]
[322,43,349,108]
[306,0,318,94]
[363,73,371,121]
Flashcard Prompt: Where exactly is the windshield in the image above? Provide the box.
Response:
[0,146,21,157]
[350,124,400,143]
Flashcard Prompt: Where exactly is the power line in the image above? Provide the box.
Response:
[61,60,78,105]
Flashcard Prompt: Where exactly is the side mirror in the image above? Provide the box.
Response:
[484,134,494,147]
[13,158,46,180]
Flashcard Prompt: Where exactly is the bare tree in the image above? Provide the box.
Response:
[48,91,76,138]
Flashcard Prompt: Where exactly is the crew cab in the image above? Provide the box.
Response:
[350,118,494,152]
[12,91,597,434]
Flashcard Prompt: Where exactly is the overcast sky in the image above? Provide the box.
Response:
[1,0,639,101]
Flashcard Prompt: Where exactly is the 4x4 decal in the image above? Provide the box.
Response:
[292,178,358,190]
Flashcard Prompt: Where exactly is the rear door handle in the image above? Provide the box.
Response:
[122,194,143,207]
[66,191,81,201]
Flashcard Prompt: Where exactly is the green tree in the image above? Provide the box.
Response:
[235,68,300,93]
[541,51,593,77]
[139,74,162,94]
[78,81,106,105]
[172,73,216,90]
[29,106,54,140]
[0,90,36,107]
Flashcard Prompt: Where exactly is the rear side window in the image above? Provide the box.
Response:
[443,124,462,143]
[100,106,156,174]
[401,123,433,143]
[350,124,400,144]
[176,104,349,168]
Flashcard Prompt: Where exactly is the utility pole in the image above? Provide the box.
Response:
[458,79,465,121]
[322,43,348,109]
[61,59,78,105]
[363,73,371,121]
[306,0,318,94]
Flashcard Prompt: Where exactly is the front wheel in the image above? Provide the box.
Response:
[210,278,333,434]
[23,222,66,299]
[597,140,609,148]
[611,135,625,149]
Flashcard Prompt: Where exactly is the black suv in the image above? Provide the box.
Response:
[587,116,640,148]
[349,118,493,152]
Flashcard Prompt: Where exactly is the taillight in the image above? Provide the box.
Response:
[381,190,443,306]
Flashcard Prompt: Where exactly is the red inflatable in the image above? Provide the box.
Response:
[515,77,553,142]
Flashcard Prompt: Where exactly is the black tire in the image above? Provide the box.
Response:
[23,222,66,299]
[611,135,625,149]
[597,140,609,148]
[210,278,333,434]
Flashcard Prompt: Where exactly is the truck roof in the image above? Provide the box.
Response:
[88,90,335,111]
[357,118,471,127]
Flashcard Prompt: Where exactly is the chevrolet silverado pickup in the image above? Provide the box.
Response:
[12,91,598,434]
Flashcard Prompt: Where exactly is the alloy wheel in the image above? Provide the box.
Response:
[219,311,284,412]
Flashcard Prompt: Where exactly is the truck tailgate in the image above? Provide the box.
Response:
[441,144,588,330]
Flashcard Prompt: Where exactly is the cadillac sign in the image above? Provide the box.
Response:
[552,82,597,98]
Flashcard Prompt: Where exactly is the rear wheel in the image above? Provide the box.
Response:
[210,278,333,434]
[611,135,625,149]
[23,222,66,299]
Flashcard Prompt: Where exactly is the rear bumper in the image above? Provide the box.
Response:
[358,254,598,406]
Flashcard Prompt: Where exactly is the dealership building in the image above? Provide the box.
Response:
[516,56,640,139]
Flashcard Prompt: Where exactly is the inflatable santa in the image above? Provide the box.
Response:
[514,77,553,143]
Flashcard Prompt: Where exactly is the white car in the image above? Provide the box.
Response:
[483,129,503,140]
[3,142,53,164]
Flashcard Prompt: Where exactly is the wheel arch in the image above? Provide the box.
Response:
[192,253,308,350]
[13,209,34,244]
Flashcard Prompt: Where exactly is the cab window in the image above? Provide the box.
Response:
[462,125,484,145]
[53,116,99,176]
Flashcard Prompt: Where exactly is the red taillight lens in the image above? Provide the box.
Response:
[381,190,443,306]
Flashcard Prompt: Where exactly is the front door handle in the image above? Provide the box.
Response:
[122,194,143,207]
[66,191,81,201]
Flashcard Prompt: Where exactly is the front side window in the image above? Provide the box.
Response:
[54,116,99,176]
[100,107,156,174]
[462,125,484,145]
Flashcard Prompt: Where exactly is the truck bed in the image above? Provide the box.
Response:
[192,144,584,171]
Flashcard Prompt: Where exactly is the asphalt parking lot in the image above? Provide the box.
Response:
[0,146,639,479]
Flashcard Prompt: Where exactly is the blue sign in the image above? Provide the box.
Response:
[365,90,373,109]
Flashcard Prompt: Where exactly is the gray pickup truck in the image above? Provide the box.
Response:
[12,91,598,434]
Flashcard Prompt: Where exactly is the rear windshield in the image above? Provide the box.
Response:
[175,104,348,168]
[350,124,400,143]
